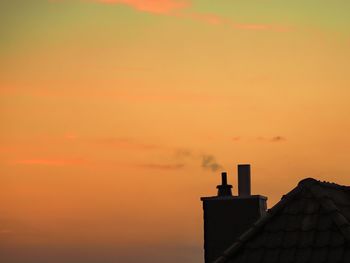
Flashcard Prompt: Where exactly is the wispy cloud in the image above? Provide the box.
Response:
[134,149,223,172]
[177,12,225,25]
[82,0,291,32]
[13,158,86,166]
[136,163,185,170]
[232,23,289,32]
[173,148,192,159]
[257,136,287,142]
[176,12,290,31]
[95,0,189,14]
[94,137,161,150]
[2,86,222,104]
[270,136,287,142]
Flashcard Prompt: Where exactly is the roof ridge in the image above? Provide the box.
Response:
[213,182,304,263]
[306,183,350,242]
[299,177,350,191]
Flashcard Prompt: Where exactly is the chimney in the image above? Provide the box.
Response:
[238,164,251,196]
[200,164,267,263]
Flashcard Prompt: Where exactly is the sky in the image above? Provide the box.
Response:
[1,0,350,262]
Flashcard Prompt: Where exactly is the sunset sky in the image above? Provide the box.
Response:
[1,1,350,262]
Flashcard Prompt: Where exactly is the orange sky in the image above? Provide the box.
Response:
[1,0,350,262]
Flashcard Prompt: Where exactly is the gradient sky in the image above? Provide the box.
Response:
[1,1,350,262]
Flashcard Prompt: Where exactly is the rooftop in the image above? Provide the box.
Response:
[214,178,350,263]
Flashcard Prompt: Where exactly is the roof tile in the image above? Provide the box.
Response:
[342,246,350,262]
[310,247,328,263]
[314,230,331,247]
[282,231,299,248]
[261,248,279,263]
[327,246,344,262]
[298,231,314,248]
[301,214,319,231]
[303,198,320,214]
[278,248,295,263]
[265,231,283,249]
[295,247,312,263]
[329,230,345,247]
[317,214,333,231]
[246,248,264,262]
[264,214,287,232]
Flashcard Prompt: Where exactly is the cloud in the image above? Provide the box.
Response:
[257,136,287,142]
[179,12,289,31]
[232,23,291,32]
[9,87,221,104]
[136,163,185,170]
[270,136,287,142]
[96,0,189,14]
[94,137,161,150]
[201,154,222,172]
[13,158,85,166]
[178,12,225,25]
[82,0,290,32]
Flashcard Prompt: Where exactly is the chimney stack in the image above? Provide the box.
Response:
[201,164,267,263]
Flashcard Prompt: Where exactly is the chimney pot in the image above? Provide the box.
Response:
[221,172,227,185]
[217,172,232,196]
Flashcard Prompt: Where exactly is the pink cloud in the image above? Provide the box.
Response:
[174,10,290,32]
[183,12,290,32]
[179,12,225,25]
[232,23,291,32]
[233,23,271,31]
[50,1,291,32]
[97,0,189,14]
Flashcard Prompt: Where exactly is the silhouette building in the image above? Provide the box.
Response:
[201,165,350,263]
[201,164,267,263]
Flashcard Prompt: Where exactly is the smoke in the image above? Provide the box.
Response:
[174,149,192,159]
[173,149,223,172]
[201,154,223,172]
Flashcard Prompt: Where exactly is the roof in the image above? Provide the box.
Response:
[214,178,350,263]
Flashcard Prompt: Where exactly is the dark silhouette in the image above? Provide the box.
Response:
[205,175,350,263]
[201,164,267,263]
